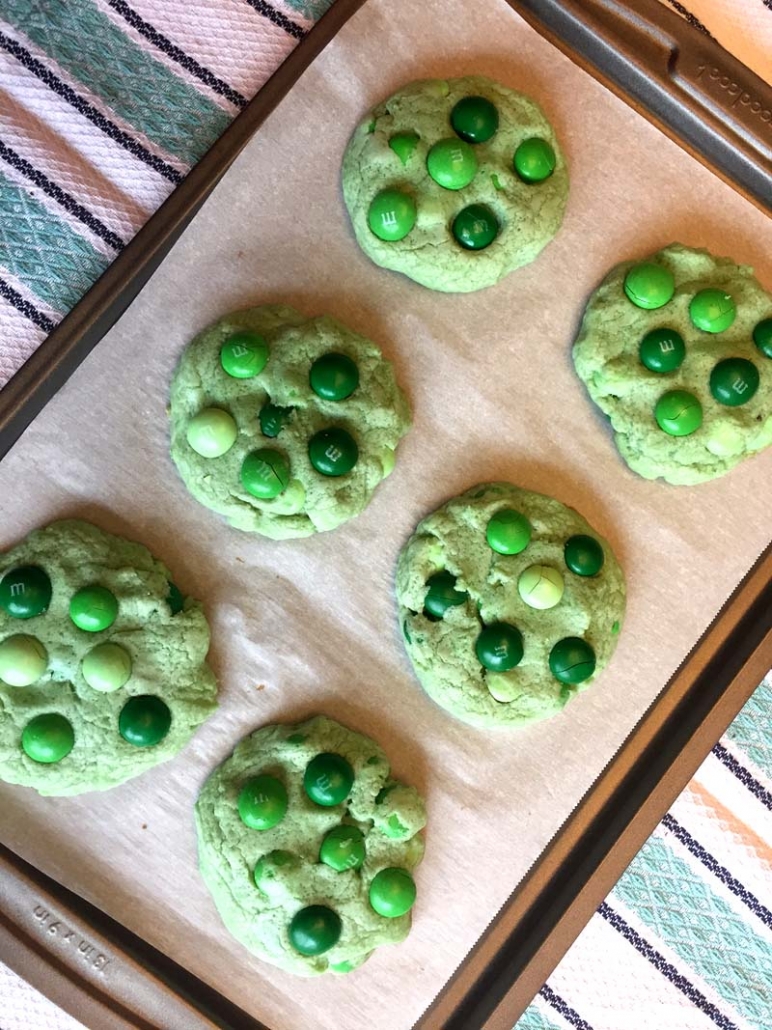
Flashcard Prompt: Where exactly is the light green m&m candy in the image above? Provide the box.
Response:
[81,642,131,692]
[368,189,416,242]
[238,774,288,830]
[689,289,736,333]
[310,353,359,401]
[655,390,703,436]
[427,138,477,190]
[624,263,675,310]
[0,634,48,686]
[639,328,685,373]
[119,695,172,747]
[186,408,238,458]
[451,95,499,144]
[486,509,531,555]
[369,867,416,918]
[0,566,51,619]
[69,585,118,632]
[514,138,556,183]
[320,825,366,871]
[475,623,524,672]
[241,449,290,499]
[220,331,269,379]
[518,565,564,610]
[21,713,74,764]
[709,358,759,406]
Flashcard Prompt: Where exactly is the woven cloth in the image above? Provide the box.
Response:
[0,2,771,1028]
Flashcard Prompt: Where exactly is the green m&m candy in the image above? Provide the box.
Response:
[549,637,596,684]
[21,713,74,764]
[427,138,477,190]
[655,390,703,436]
[81,642,131,692]
[0,566,51,619]
[389,131,420,165]
[369,867,416,918]
[310,353,359,401]
[220,331,269,379]
[564,535,604,577]
[304,752,354,807]
[69,585,118,632]
[367,189,416,242]
[119,695,172,747]
[518,565,564,610]
[237,774,288,830]
[241,449,290,498]
[320,825,366,871]
[753,318,772,358]
[289,905,342,956]
[451,96,499,144]
[639,328,686,373]
[186,408,238,458]
[0,634,48,686]
[624,263,675,310]
[259,403,293,438]
[514,138,556,183]
[166,581,184,615]
[452,204,499,250]
[709,358,759,407]
[689,289,736,333]
[308,428,358,476]
[486,509,531,555]
[475,623,524,672]
[424,570,467,620]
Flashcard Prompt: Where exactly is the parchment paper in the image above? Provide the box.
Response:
[1,0,771,1027]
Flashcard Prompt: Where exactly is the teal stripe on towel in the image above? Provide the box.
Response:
[726,677,772,781]
[515,1001,566,1030]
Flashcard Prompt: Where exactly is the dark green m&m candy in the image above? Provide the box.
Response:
[289,905,342,956]
[0,566,52,619]
[369,867,416,918]
[549,637,596,684]
[308,428,358,476]
[689,289,736,333]
[21,713,74,764]
[259,403,293,438]
[166,581,184,615]
[427,138,477,190]
[639,328,685,373]
[624,263,675,310]
[424,570,467,620]
[753,318,772,358]
[654,390,703,436]
[709,358,759,406]
[451,95,499,144]
[514,138,556,183]
[368,189,416,242]
[452,204,499,251]
[389,131,420,166]
[486,509,531,555]
[119,695,172,747]
[241,449,290,498]
[238,774,288,830]
[69,585,118,632]
[304,752,354,807]
[475,623,524,672]
[310,353,359,401]
[564,535,604,577]
[320,825,366,871]
[220,331,269,379]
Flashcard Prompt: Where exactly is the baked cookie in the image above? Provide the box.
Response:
[573,243,772,485]
[195,715,426,976]
[0,520,216,795]
[396,483,625,728]
[342,75,568,292]
[170,305,410,538]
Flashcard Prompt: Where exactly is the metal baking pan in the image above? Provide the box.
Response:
[1,1,771,1028]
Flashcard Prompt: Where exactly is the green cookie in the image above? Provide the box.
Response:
[396,484,625,728]
[195,715,426,976]
[169,305,411,538]
[573,243,772,485]
[342,75,568,292]
[0,520,217,795]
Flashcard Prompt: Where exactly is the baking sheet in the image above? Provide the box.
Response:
[1,0,771,1027]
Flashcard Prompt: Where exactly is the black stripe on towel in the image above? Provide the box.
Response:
[712,741,772,814]
[242,0,307,40]
[0,277,56,334]
[540,983,595,1030]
